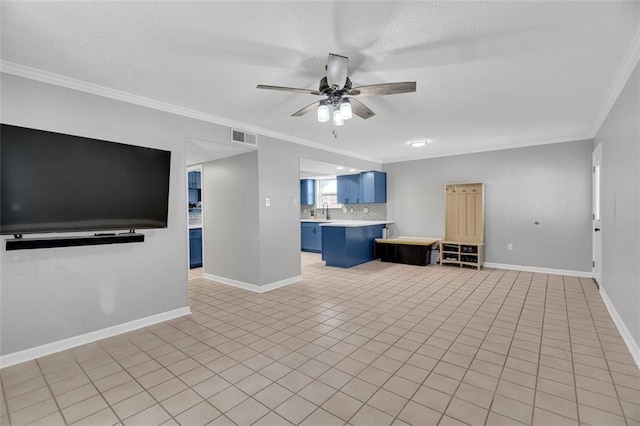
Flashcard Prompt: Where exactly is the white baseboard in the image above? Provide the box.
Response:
[599,287,640,369]
[203,273,301,293]
[0,307,191,369]
[483,262,594,278]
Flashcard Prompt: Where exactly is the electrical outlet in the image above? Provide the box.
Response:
[363,207,369,213]
[350,208,354,213]
[343,207,347,212]
[265,197,270,207]
[293,198,298,207]
[507,243,513,250]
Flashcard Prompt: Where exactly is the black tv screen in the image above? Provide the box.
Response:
[1,124,171,235]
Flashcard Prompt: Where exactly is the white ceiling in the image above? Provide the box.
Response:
[299,158,364,179]
[185,138,253,167]
[2,1,639,163]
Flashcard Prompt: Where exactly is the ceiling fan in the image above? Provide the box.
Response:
[257,53,416,127]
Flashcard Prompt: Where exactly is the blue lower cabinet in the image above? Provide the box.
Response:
[189,228,202,268]
[321,225,384,268]
[301,222,322,252]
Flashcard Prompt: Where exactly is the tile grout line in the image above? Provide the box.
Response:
[563,275,584,426]
[287,265,469,425]
[472,270,536,425]
[355,267,509,425]
[575,277,630,425]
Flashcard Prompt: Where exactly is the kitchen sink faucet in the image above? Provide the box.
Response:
[322,202,330,220]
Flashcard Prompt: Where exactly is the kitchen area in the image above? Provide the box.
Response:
[188,167,203,269]
[300,159,393,268]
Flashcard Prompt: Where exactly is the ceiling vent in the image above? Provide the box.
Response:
[231,129,257,147]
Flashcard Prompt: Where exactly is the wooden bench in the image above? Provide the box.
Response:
[375,237,440,266]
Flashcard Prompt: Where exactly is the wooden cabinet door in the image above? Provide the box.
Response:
[444,183,484,243]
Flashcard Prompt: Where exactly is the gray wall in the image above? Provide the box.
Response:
[595,60,640,345]
[0,72,383,358]
[201,136,383,288]
[0,74,231,355]
[384,140,593,272]
[203,152,261,285]
[258,136,301,286]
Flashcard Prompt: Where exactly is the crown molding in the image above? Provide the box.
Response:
[0,61,382,164]
[591,24,640,137]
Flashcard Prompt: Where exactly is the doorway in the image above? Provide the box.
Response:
[187,165,203,272]
[593,143,602,284]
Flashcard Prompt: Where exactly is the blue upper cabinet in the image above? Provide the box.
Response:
[361,171,387,203]
[300,179,315,205]
[337,174,361,204]
[188,171,201,189]
[338,171,386,204]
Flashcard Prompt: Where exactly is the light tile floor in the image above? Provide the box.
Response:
[2,253,639,425]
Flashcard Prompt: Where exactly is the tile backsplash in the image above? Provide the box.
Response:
[189,209,202,227]
[300,203,387,221]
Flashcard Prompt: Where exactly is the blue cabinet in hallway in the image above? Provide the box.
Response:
[189,228,202,268]
[188,171,201,189]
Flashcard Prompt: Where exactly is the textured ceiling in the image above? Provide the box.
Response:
[2,1,640,163]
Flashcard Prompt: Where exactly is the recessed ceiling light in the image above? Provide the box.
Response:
[409,139,431,147]
[349,168,357,172]
[336,166,344,170]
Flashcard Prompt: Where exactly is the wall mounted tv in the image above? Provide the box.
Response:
[1,124,171,235]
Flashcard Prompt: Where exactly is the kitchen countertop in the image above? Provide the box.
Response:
[317,220,394,227]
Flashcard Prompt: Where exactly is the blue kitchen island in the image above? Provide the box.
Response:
[320,221,394,268]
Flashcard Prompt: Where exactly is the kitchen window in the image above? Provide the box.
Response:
[316,177,342,209]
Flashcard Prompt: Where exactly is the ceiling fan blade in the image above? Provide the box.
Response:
[348,98,375,119]
[256,84,322,95]
[349,81,416,97]
[326,53,349,89]
[291,100,322,117]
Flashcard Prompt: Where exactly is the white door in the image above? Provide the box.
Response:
[592,144,602,284]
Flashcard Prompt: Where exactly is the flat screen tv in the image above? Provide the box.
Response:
[1,124,171,235]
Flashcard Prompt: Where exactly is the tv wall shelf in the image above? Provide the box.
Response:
[5,233,145,251]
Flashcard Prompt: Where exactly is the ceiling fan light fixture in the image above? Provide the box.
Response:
[333,109,344,126]
[409,139,430,148]
[317,101,330,122]
[340,99,352,120]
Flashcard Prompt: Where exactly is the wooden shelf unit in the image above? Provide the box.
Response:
[439,241,484,270]
[441,182,485,269]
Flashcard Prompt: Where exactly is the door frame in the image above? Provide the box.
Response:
[187,164,204,271]
[592,143,602,284]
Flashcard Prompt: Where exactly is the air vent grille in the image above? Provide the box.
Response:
[231,129,257,147]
